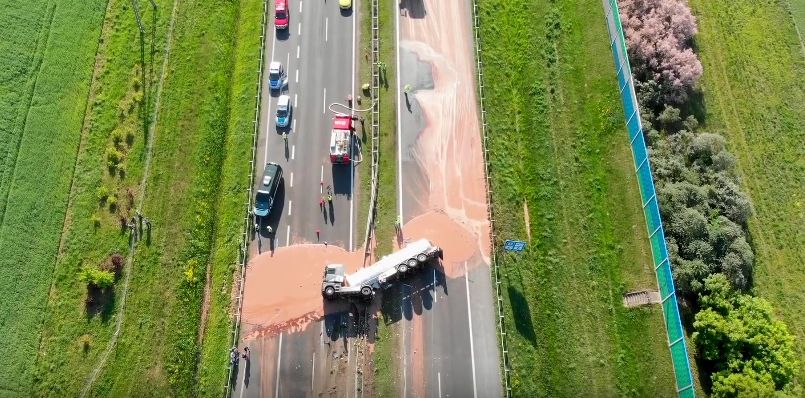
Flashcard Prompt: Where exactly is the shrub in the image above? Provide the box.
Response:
[97,186,110,203]
[106,146,123,169]
[91,213,101,229]
[100,252,125,276]
[694,275,799,396]
[79,266,115,289]
[107,194,117,211]
[619,0,703,105]
[112,129,125,149]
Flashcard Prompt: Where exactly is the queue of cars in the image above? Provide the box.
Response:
[255,0,353,219]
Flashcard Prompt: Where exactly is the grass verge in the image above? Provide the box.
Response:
[357,0,400,395]
[478,0,680,395]
[33,0,262,395]
[687,0,805,386]
[0,1,107,393]
[195,0,264,394]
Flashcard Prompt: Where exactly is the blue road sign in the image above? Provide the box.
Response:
[504,240,527,252]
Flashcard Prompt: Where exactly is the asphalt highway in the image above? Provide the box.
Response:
[395,0,503,396]
[233,0,359,396]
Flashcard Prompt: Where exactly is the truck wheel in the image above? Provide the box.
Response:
[324,286,335,298]
[396,263,408,273]
[416,253,428,263]
[407,258,418,268]
[361,286,373,297]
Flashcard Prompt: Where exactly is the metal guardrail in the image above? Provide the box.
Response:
[224,0,268,396]
[469,1,512,396]
[362,0,381,257]
[601,0,695,396]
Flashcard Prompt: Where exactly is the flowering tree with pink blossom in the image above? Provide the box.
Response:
[619,0,703,104]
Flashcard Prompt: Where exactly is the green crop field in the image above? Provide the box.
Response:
[0,1,107,394]
[0,0,264,395]
[688,0,805,387]
[478,0,683,395]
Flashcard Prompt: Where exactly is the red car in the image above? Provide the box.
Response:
[275,0,289,30]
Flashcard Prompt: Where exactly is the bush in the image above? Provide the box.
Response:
[79,266,115,289]
[107,194,117,211]
[100,252,125,276]
[106,146,123,169]
[97,185,110,203]
[693,275,799,396]
[620,0,703,105]
[112,129,125,149]
[91,213,101,229]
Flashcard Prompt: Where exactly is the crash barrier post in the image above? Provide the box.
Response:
[601,0,695,396]
[224,0,268,396]
[469,0,512,396]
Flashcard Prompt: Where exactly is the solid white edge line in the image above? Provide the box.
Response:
[286,225,290,246]
[274,333,283,398]
[288,200,292,216]
[286,52,290,71]
[290,172,294,187]
[433,268,437,303]
[438,372,442,398]
[464,262,478,398]
[323,88,326,113]
[265,30,278,166]
[311,352,315,391]
[402,296,407,398]
[395,0,403,223]
[349,0,356,252]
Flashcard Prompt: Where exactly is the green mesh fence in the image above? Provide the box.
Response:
[601,0,696,395]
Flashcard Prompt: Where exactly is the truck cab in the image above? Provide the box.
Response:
[321,264,374,299]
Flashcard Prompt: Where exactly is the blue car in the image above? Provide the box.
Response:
[268,61,285,90]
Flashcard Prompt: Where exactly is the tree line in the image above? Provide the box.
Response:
[619,0,800,396]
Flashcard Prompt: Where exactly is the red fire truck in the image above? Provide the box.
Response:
[329,114,352,164]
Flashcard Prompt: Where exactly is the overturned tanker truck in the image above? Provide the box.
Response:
[321,239,443,300]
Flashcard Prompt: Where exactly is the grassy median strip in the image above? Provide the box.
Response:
[687,0,805,385]
[0,1,107,393]
[478,0,678,395]
[357,0,400,395]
